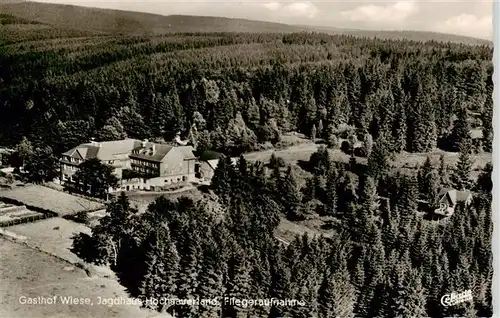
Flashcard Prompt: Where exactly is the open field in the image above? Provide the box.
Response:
[0,185,105,217]
[0,237,168,318]
[6,217,91,264]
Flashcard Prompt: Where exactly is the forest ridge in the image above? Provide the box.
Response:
[0,1,492,45]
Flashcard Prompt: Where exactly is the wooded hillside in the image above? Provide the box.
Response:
[0,14,493,158]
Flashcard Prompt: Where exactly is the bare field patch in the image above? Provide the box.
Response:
[0,238,162,318]
[6,217,91,264]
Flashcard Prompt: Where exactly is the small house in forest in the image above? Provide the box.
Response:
[433,188,473,217]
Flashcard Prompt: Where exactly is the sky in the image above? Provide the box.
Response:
[32,0,493,40]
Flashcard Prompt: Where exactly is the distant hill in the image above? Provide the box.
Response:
[0,0,492,45]
[301,25,492,46]
[0,1,307,35]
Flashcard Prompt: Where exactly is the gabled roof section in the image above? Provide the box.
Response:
[456,190,473,202]
[62,139,141,161]
[176,146,196,160]
[130,142,173,162]
[438,188,472,206]
[75,147,87,160]
[207,159,219,170]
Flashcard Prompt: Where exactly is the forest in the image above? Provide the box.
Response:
[0,15,494,158]
[0,13,494,317]
[72,152,493,318]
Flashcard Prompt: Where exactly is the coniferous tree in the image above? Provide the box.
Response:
[393,102,408,152]
[311,124,317,141]
[225,250,251,318]
[367,133,391,180]
[197,244,224,318]
[449,105,471,152]
[325,170,338,217]
[318,269,356,318]
[363,133,374,157]
[482,83,493,152]
[408,83,438,152]
[439,153,451,187]
[418,156,440,206]
[176,235,200,318]
[211,155,235,203]
[360,176,378,218]
[452,138,473,190]
[268,252,293,318]
[139,224,180,313]
[282,166,303,220]
[392,269,427,317]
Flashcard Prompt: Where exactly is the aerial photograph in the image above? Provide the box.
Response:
[0,0,494,317]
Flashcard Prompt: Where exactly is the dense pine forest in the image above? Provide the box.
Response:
[0,9,494,318]
[0,13,494,157]
[73,153,493,317]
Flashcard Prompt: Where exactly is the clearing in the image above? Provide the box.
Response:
[276,217,337,243]
[243,141,491,173]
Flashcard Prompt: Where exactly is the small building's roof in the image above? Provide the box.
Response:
[456,190,473,202]
[205,157,239,170]
[207,159,219,170]
[438,188,473,205]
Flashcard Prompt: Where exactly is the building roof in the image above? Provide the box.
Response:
[205,157,239,170]
[62,139,197,164]
[130,142,173,162]
[62,139,141,162]
[207,159,219,170]
[176,146,196,160]
[439,188,473,205]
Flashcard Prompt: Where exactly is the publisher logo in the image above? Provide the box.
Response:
[441,290,473,307]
